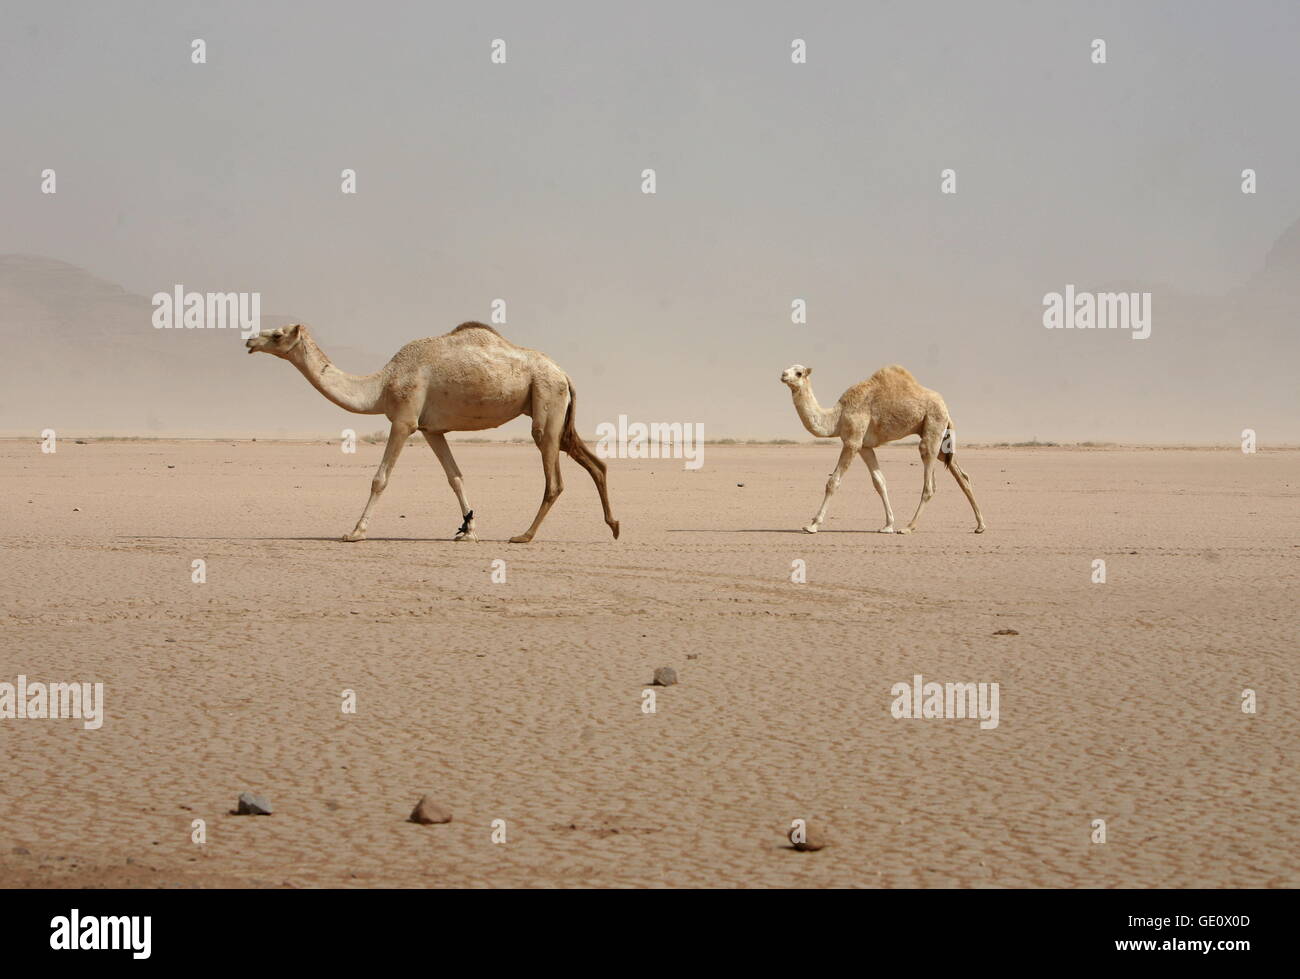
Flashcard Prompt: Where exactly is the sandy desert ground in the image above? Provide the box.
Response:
[0,440,1296,888]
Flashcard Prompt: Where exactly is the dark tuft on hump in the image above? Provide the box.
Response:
[450,321,501,336]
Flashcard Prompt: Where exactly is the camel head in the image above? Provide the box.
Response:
[246,323,305,358]
[781,364,812,390]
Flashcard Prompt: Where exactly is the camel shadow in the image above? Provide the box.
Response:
[127,535,446,543]
[123,535,605,544]
[667,528,876,534]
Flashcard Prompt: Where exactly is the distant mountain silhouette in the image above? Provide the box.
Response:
[1260,214,1300,286]
[0,255,387,436]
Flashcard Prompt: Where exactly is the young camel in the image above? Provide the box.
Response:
[780,364,985,535]
[246,322,619,544]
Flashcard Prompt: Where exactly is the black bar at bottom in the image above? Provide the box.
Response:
[0,887,1283,965]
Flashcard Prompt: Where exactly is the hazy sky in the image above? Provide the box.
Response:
[3,0,1299,440]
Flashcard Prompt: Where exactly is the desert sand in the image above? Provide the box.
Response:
[0,440,1296,888]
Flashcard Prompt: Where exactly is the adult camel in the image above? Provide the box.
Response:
[246,321,619,544]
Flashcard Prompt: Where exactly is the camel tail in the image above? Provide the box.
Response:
[561,379,620,540]
[939,417,958,470]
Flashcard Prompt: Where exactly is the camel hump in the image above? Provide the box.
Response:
[872,364,917,383]
[865,364,924,398]
[449,321,503,338]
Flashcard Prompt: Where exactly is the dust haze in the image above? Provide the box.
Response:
[2,0,1298,441]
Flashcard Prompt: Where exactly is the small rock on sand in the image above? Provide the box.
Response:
[653,667,678,686]
[236,792,272,815]
[992,628,1019,636]
[788,824,828,851]
[409,796,453,825]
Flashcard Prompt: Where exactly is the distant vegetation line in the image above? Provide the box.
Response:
[7,435,1282,450]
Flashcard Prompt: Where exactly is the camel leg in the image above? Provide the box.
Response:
[945,458,986,533]
[859,447,897,533]
[423,432,477,541]
[803,441,859,534]
[342,420,414,542]
[510,409,565,544]
[899,430,941,535]
[563,438,620,539]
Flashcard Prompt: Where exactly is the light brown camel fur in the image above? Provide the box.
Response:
[247,322,619,544]
[780,363,985,535]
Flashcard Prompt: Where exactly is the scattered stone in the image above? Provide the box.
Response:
[737,483,745,487]
[167,465,175,469]
[993,628,1019,636]
[686,653,699,660]
[653,667,678,686]
[236,792,272,815]
[72,508,80,512]
[74,440,86,445]
[12,846,30,856]
[409,795,452,825]
[788,824,828,851]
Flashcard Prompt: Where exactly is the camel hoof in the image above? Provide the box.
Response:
[896,527,914,536]
[801,525,818,534]
[609,520,620,540]
[878,527,896,534]
[341,532,366,543]
[454,532,479,542]
[974,526,986,534]
[509,534,533,544]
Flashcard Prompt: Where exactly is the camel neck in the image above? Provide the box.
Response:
[289,334,388,415]
[792,385,840,438]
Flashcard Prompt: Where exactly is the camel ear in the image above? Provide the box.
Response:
[805,366,812,377]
